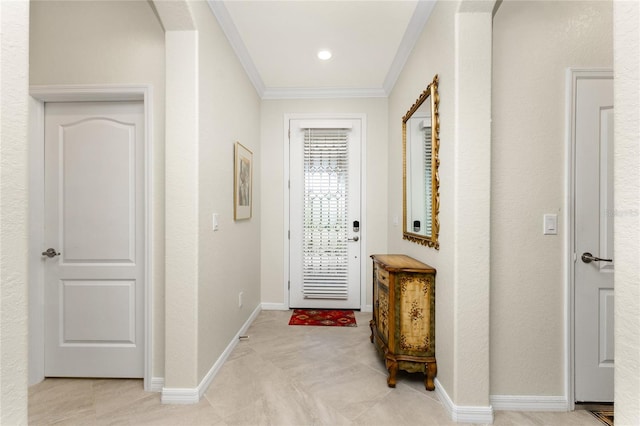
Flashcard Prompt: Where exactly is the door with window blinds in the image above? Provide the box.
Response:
[289,119,361,309]
[422,122,433,236]
[407,115,432,237]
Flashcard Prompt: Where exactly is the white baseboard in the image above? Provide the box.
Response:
[161,304,262,404]
[490,395,569,412]
[149,377,164,393]
[435,379,494,424]
[261,302,289,311]
[160,387,199,404]
[195,303,262,400]
[362,304,373,313]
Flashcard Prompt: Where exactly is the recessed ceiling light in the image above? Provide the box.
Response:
[317,50,332,61]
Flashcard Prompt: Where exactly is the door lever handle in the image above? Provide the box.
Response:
[581,252,612,264]
[348,236,359,242]
[41,248,60,258]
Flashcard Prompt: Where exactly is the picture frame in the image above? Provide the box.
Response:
[234,141,253,220]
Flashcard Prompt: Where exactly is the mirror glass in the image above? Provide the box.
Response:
[403,74,440,249]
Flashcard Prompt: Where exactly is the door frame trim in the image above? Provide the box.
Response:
[29,84,154,391]
[283,113,367,310]
[565,69,613,409]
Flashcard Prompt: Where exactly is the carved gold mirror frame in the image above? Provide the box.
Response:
[402,74,440,249]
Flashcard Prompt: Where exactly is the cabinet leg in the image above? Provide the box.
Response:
[369,320,374,343]
[386,359,398,388]
[424,361,437,391]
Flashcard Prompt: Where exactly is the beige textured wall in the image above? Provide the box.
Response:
[1,1,30,423]
[164,28,199,388]
[491,0,613,396]
[613,0,640,422]
[29,0,166,377]
[190,0,262,382]
[260,98,389,309]
[387,0,458,397]
[453,4,494,407]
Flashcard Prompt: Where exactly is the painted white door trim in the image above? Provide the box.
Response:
[565,69,614,409]
[283,113,367,311]
[28,96,46,386]
[29,84,154,391]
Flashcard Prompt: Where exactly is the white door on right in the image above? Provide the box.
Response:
[574,72,614,402]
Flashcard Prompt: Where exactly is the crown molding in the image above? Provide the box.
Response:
[207,0,265,97]
[383,0,437,95]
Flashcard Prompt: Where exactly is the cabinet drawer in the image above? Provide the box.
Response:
[377,268,389,288]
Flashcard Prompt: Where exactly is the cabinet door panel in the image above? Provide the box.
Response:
[398,273,432,355]
[377,284,390,344]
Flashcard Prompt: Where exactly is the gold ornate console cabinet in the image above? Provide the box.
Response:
[370,254,436,390]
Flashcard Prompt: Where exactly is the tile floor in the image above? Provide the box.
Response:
[29,310,602,425]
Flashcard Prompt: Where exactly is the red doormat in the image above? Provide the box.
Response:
[288,309,357,327]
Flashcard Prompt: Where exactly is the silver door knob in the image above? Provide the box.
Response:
[41,248,60,258]
[581,252,612,263]
[348,236,359,242]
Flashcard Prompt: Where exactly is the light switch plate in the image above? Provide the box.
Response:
[543,213,557,235]
[213,213,219,231]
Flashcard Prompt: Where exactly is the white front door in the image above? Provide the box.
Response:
[289,119,362,309]
[43,101,145,378]
[574,73,614,402]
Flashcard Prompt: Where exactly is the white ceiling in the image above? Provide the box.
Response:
[208,1,436,99]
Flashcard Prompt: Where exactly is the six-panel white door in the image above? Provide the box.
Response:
[44,101,145,378]
[289,119,362,309]
[574,74,614,402]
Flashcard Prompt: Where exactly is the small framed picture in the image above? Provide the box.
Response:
[234,142,253,220]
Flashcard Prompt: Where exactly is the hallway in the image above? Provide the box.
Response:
[28,311,601,425]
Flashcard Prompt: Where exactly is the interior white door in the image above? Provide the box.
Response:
[574,74,614,402]
[289,119,362,309]
[43,101,144,378]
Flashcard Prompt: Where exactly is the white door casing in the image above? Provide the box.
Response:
[43,101,145,378]
[289,118,362,309]
[572,72,614,402]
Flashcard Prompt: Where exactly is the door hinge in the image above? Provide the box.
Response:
[288,281,290,290]
[288,230,290,239]
[288,180,290,189]
[288,129,290,139]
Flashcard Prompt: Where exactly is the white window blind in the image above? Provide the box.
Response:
[302,128,349,299]
[424,126,433,236]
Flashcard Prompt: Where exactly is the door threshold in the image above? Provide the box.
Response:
[575,402,614,411]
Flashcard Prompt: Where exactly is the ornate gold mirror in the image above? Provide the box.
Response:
[403,74,440,249]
